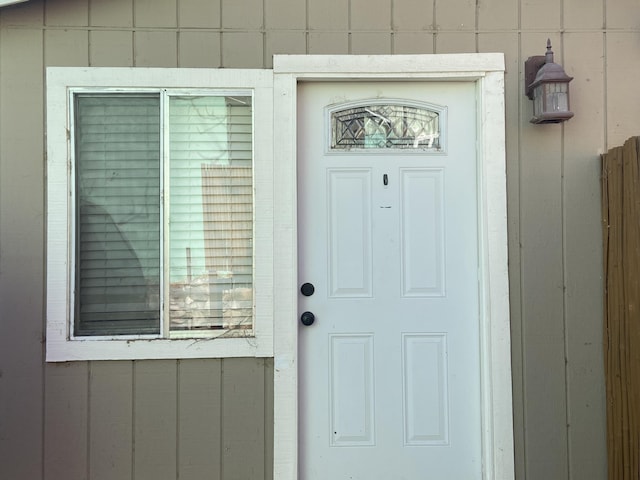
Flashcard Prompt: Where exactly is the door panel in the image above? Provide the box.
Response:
[329,334,375,446]
[400,168,445,296]
[402,333,449,445]
[298,81,480,480]
[328,169,373,297]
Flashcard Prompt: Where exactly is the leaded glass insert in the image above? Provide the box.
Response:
[331,104,440,150]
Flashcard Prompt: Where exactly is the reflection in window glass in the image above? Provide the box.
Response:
[73,92,254,337]
[169,96,253,334]
[74,94,161,336]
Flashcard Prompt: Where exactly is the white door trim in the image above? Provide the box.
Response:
[272,54,513,480]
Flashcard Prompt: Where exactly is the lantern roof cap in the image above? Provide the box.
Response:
[530,39,573,89]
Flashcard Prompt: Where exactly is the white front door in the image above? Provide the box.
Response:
[298,81,481,479]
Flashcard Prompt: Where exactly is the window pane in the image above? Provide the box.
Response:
[168,95,253,333]
[331,104,440,150]
[75,94,161,336]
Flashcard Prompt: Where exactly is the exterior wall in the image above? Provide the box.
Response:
[42,359,273,480]
[1,0,635,478]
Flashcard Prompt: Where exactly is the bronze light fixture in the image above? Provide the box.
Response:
[525,39,574,124]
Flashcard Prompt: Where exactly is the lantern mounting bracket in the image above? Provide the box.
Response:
[524,55,546,100]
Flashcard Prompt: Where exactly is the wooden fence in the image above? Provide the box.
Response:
[602,136,640,480]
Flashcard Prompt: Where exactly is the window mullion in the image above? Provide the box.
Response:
[161,90,171,338]
[69,90,79,339]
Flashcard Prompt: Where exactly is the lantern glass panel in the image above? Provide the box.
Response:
[544,82,569,113]
[533,84,544,116]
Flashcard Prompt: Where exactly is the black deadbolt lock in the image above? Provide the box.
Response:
[300,282,315,296]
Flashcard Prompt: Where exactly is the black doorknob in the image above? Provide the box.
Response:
[300,311,315,326]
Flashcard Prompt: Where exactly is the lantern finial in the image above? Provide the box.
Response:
[545,38,554,64]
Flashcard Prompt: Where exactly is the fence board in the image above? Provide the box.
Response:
[602,136,640,480]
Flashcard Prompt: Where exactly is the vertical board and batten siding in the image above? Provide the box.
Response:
[0,3,273,480]
[0,10,45,480]
[0,0,635,478]
[41,359,272,480]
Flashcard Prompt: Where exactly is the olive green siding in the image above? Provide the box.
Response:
[0,0,632,478]
[40,359,273,480]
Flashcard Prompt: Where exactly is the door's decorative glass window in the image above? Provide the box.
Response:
[330,103,441,150]
[73,91,253,338]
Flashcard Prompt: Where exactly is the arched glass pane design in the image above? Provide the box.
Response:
[331,104,440,150]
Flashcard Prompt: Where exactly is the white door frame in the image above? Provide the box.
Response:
[272,54,514,480]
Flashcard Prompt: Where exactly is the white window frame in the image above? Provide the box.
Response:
[46,67,274,361]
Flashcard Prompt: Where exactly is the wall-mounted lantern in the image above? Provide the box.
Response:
[525,39,574,124]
